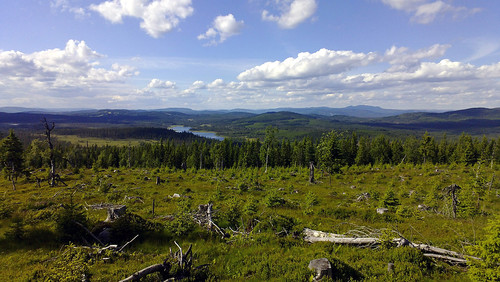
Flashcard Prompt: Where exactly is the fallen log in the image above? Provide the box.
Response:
[423,253,467,266]
[304,228,480,265]
[119,263,169,282]
[120,241,200,281]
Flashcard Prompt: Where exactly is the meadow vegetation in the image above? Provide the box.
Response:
[0,127,499,281]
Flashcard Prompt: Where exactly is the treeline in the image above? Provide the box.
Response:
[9,128,500,173]
[56,127,208,142]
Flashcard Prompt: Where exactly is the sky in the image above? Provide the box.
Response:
[1,0,500,110]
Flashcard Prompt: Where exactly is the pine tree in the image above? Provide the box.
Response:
[0,130,25,190]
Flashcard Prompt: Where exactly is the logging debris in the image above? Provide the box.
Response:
[303,228,481,266]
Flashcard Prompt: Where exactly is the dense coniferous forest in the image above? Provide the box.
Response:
[13,128,500,171]
[1,124,499,281]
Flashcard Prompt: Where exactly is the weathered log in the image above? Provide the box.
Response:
[303,228,481,265]
[423,253,467,266]
[119,263,168,282]
[120,242,196,281]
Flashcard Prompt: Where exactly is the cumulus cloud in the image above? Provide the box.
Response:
[384,44,450,71]
[147,78,176,89]
[208,78,225,88]
[171,44,495,109]
[238,48,379,81]
[90,0,194,38]
[381,0,480,24]
[198,14,244,45]
[0,40,137,107]
[262,0,317,29]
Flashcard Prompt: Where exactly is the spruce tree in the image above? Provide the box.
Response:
[0,130,25,190]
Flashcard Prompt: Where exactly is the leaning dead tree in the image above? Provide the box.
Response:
[303,228,481,266]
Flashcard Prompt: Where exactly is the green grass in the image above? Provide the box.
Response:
[0,164,498,280]
[54,134,157,146]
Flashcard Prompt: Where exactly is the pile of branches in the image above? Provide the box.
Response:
[119,242,208,281]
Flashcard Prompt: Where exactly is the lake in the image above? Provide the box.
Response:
[170,126,224,141]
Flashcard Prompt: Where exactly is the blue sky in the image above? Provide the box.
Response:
[1,0,499,110]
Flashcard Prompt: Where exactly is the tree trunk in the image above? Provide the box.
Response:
[309,162,315,184]
[265,146,269,173]
[303,228,480,266]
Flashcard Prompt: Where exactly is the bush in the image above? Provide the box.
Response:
[54,199,88,242]
[467,214,500,281]
[31,244,90,281]
[112,212,163,241]
[264,191,286,208]
[0,200,12,219]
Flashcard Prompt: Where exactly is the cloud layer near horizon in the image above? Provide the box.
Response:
[1,40,500,109]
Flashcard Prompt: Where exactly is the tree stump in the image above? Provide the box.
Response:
[105,205,127,222]
[308,258,332,281]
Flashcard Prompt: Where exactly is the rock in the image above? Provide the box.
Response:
[377,208,389,214]
[98,228,112,244]
[350,185,357,189]
[308,258,332,281]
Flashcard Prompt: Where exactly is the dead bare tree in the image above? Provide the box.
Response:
[443,184,461,218]
[43,118,57,187]
[309,162,315,184]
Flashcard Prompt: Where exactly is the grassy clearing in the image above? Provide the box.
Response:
[53,134,156,146]
[0,164,498,280]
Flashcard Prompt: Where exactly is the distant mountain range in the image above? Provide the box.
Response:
[0,105,433,118]
[0,106,498,138]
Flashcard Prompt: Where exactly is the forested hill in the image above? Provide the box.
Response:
[0,107,499,139]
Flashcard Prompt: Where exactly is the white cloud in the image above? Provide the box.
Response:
[262,0,317,29]
[0,40,137,107]
[238,48,379,81]
[384,44,450,71]
[208,78,225,88]
[169,44,494,109]
[381,0,480,24]
[51,0,89,18]
[198,14,244,45]
[147,78,176,89]
[90,0,194,38]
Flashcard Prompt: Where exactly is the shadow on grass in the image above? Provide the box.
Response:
[331,257,364,281]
